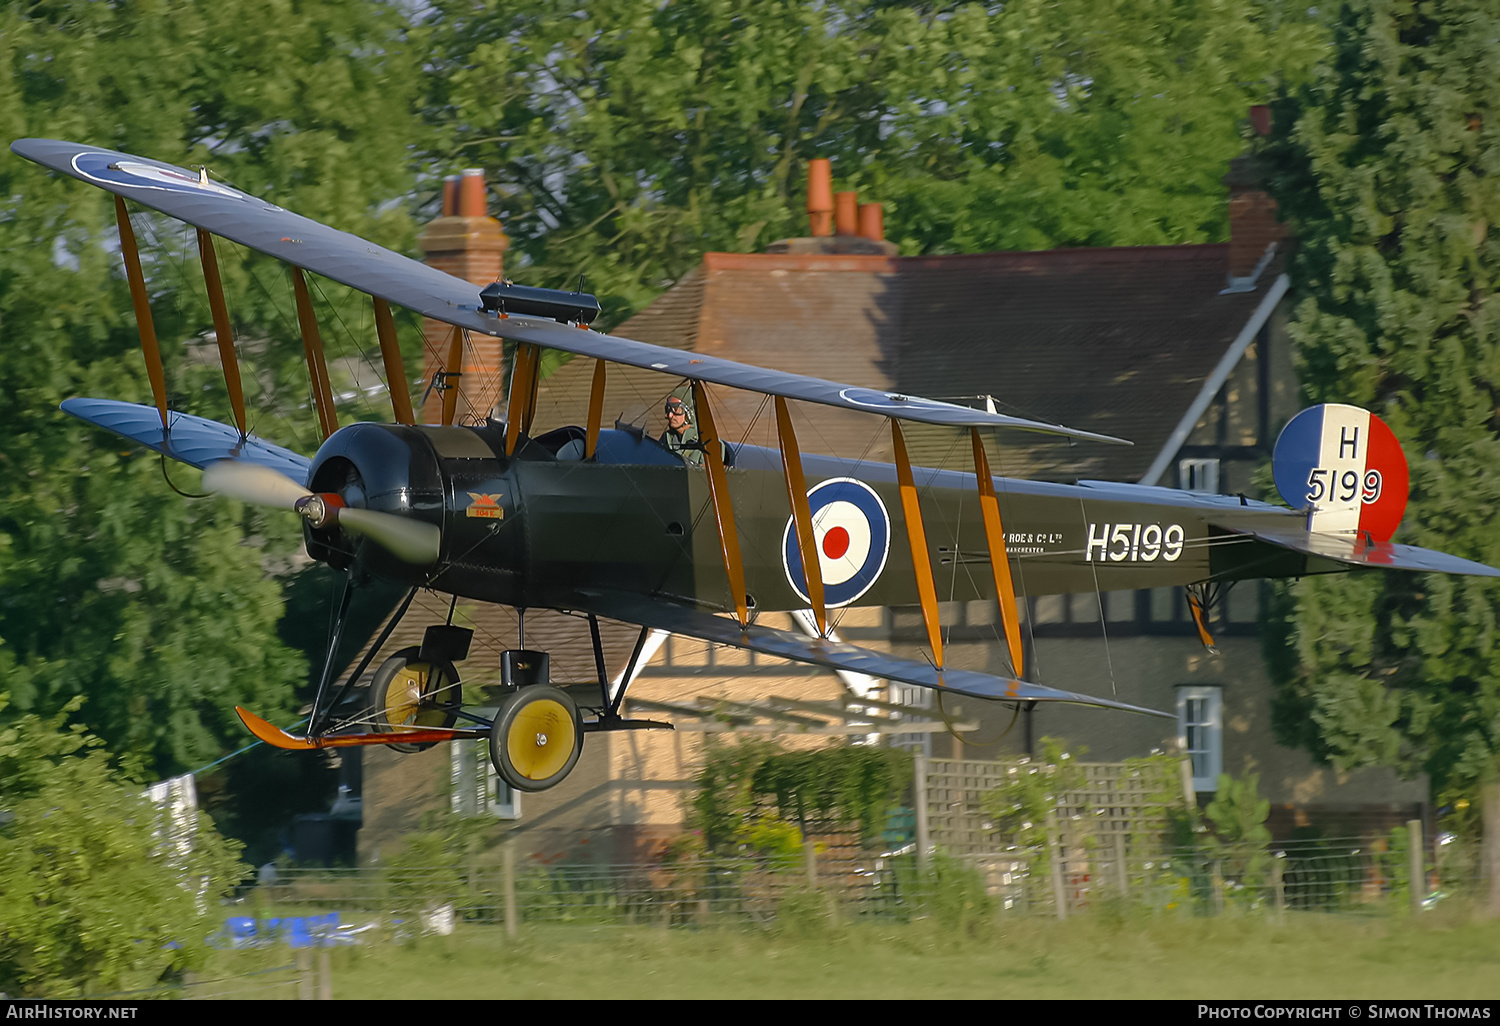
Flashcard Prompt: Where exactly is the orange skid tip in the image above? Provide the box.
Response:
[234,707,474,750]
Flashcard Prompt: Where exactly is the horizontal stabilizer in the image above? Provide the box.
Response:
[579,591,1170,718]
[17,139,1126,443]
[1220,525,1500,577]
[62,398,310,483]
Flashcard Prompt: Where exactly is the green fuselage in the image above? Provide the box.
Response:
[412,426,1307,616]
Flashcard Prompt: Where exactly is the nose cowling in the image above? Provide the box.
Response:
[304,422,445,581]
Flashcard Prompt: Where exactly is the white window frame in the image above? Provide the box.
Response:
[888,683,932,757]
[1179,457,1221,494]
[1176,686,1223,793]
[450,712,521,820]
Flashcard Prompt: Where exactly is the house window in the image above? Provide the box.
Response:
[450,720,521,820]
[1176,686,1223,792]
[888,683,932,757]
[1179,458,1221,494]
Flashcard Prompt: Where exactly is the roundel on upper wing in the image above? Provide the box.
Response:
[782,477,890,608]
[71,152,258,202]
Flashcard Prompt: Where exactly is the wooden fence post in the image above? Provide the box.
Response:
[1046,810,1068,920]
[914,753,931,874]
[1113,831,1130,897]
[1407,818,1424,915]
[296,950,313,1001]
[1272,854,1285,918]
[802,817,819,889]
[503,835,518,939]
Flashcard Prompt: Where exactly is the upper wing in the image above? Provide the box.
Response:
[13,138,1128,445]
[580,590,1170,718]
[63,398,311,483]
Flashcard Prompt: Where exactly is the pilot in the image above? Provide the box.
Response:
[659,396,704,466]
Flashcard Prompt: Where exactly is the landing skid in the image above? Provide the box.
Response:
[236,706,488,750]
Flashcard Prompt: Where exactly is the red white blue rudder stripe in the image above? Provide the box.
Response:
[783,478,891,608]
[1272,404,1410,541]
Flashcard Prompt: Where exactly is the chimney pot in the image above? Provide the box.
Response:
[857,202,884,242]
[1249,105,1272,137]
[807,159,833,237]
[441,175,460,217]
[834,191,858,236]
[458,169,487,218]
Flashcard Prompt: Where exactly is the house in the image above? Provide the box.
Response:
[354,111,1427,866]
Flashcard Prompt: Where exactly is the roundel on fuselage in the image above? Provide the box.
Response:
[782,477,891,607]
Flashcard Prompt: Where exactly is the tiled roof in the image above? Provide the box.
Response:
[534,242,1276,483]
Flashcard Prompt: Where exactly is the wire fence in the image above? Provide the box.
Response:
[235,833,1485,935]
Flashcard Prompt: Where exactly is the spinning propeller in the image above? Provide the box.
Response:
[203,460,441,564]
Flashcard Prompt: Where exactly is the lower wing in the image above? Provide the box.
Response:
[62,398,310,482]
[577,590,1170,718]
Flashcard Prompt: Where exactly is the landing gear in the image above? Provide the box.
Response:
[369,645,460,753]
[488,685,582,792]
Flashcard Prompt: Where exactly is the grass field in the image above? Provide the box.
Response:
[220,908,1500,1000]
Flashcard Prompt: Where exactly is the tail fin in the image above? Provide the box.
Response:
[1272,404,1410,541]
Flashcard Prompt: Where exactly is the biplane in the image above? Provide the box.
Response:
[14,138,1500,794]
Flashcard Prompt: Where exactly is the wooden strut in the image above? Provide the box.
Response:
[775,397,827,636]
[196,229,247,437]
[971,427,1024,677]
[585,359,606,459]
[693,381,749,627]
[441,324,464,426]
[113,196,169,431]
[373,297,415,425]
[1186,591,1220,655]
[505,342,541,456]
[891,419,944,671]
[290,267,339,439]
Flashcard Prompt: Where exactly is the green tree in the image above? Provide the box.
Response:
[0,685,245,997]
[419,0,1327,327]
[0,1,425,780]
[1260,0,1500,912]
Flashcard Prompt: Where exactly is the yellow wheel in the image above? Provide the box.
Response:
[370,646,459,753]
[489,686,582,792]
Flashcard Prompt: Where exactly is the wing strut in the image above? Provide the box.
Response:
[776,397,827,636]
[440,325,465,426]
[693,380,749,626]
[585,359,606,459]
[505,342,541,455]
[891,419,944,670]
[196,229,248,437]
[290,267,340,439]
[112,196,169,432]
[373,298,415,425]
[971,428,1024,677]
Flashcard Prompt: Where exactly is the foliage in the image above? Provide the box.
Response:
[0,0,424,783]
[1259,1,1500,810]
[689,737,784,854]
[750,743,912,844]
[1202,772,1273,907]
[0,689,245,998]
[980,736,1087,850]
[691,739,911,852]
[885,850,996,936]
[377,822,468,922]
[418,0,1328,327]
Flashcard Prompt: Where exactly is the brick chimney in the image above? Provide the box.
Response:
[1223,105,1286,292]
[418,169,510,422]
[765,160,898,256]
